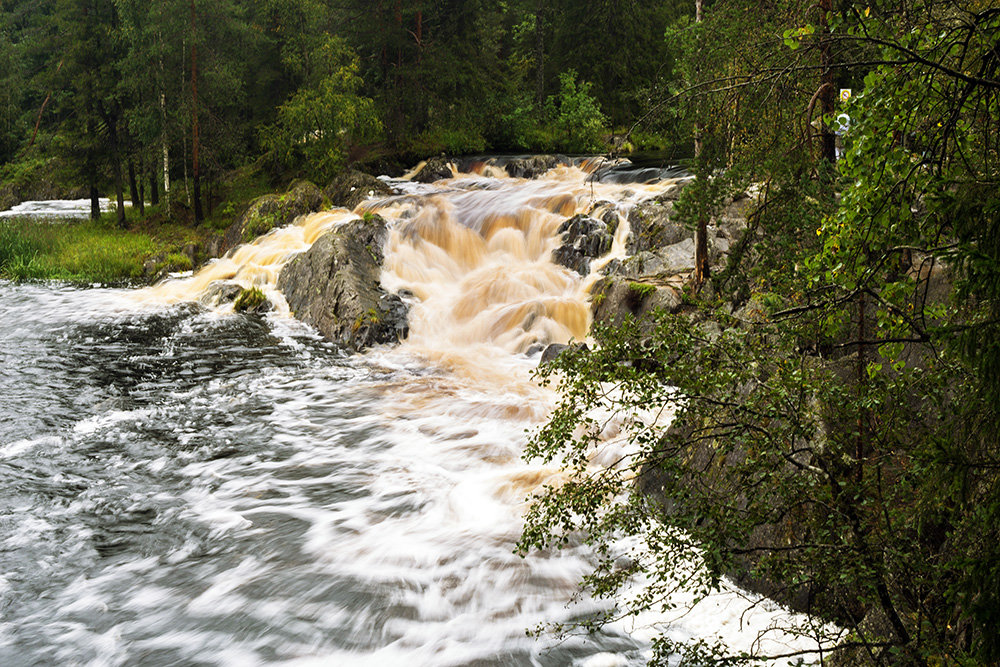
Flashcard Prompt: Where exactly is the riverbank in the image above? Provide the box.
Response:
[0,214,220,285]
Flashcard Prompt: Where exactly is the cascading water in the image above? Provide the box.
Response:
[0,164,824,666]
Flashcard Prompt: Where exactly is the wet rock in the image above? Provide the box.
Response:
[504,155,562,179]
[551,214,614,276]
[277,215,409,351]
[412,157,455,183]
[324,170,394,210]
[199,280,243,307]
[221,180,324,253]
[539,342,589,366]
[233,287,273,314]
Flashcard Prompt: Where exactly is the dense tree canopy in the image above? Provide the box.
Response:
[0,0,693,214]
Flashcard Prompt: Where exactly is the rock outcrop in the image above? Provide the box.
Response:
[277,215,409,351]
[412,157,455,183]
[504,155,563,179]
[221,180,324,253]
[590,186,752,329]
[551,214,614,276]
[324,170,394,210]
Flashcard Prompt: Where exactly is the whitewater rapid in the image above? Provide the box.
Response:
[0,163,832,666]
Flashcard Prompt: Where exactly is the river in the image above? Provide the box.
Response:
[0,162,820,666]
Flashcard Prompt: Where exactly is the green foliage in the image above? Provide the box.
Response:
[164,252,192,271]
[545,70,608,153]
[521,1,1000,663]
[0,217,208,284]
[260,36,380,180]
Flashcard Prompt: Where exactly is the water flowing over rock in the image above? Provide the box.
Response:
[277,215,409,350]
[551,214,614,276]
[221,180,324,253]
[411,156,455,183]
[504,155,562,179]
[324,169,394,210]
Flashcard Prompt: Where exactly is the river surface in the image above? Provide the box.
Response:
[0,164,820,666]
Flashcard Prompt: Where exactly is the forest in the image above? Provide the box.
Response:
[2,0,999,665]
[0,0,686,224]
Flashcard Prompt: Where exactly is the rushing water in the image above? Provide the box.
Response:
[0,199,125,219]
[1,164,823,666]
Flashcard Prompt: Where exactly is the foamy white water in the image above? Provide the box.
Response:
[0,198,128,219]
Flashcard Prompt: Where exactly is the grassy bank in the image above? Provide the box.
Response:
[0,214,215,285]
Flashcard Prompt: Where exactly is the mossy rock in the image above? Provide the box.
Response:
[324,170,394,210]
[233,286,271,314]
[221,180,324,253]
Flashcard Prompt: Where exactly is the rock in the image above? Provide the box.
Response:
[324,170,394,210]
[617,251,667,280]
[658,237,697,274]
[412,157,455,183]
[626,199,692,254]
[551,214,613,276]
[181,243,198,266]
[504,155,562,179]
[221,180,324,253]
[277,215,409,351]
[233,286,273,314]
[199,280,243,307]
[539,342,590,366]
[204,235,224,260]
[591,277,683,330]
[540,343,569,364]
[0,184,18,211]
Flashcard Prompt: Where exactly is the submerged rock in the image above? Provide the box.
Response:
[277,215,409,350]
[324,170,394,210]
[221,180,324,253]
[551,214,614,276]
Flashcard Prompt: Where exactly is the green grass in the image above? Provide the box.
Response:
[0,217,206,285]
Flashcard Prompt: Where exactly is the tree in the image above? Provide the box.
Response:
[519,1,1000,663]
[260,36,380,181]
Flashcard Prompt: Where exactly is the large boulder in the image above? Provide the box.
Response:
[277,215,409,351]
[590,276,684,331]
[221,180,324,253]
[324,170,394,210]
[551,214,614,276]
[504,155,563,179]
[412,157,455,183]
[626,198,692,255]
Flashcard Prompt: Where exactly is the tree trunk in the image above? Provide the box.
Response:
[535,1,545,105]
[819,0,836,163]
[150,166,159,206]
[692,0,710,292]
[89,183,100,221]
[189,0,203,223]
[113,161,126,229]
[128,159,143,215]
